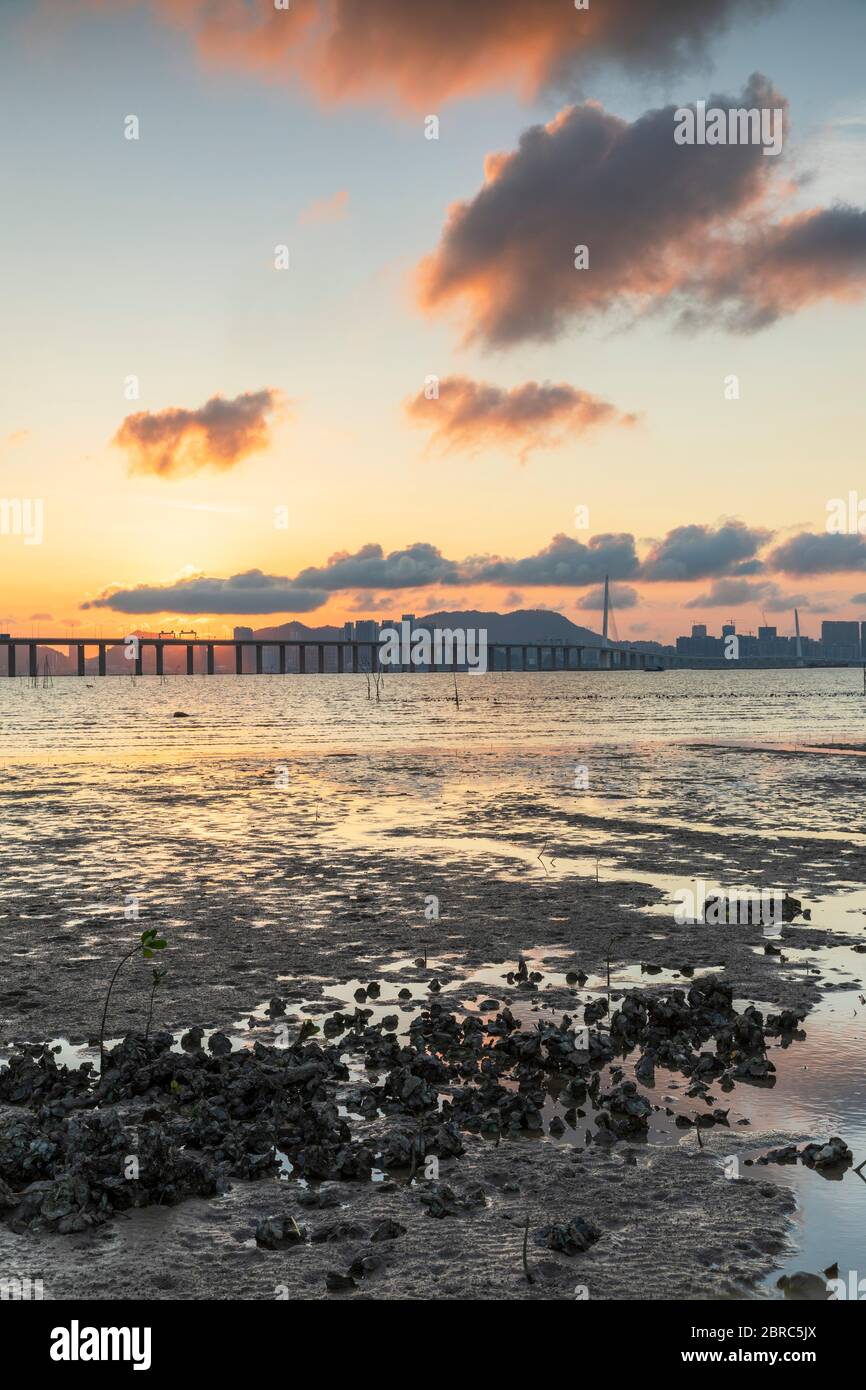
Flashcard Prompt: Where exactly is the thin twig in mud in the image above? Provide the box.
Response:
[145,966,166,1041]
[522,1214,535,1285]
[606,934,619,994]
[452,672,460,709]
[409,1133,418,1184]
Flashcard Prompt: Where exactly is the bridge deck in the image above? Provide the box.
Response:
[0,637,677,673]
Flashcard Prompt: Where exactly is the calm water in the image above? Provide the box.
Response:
[2,667,866,1296]
[2,668,866,758]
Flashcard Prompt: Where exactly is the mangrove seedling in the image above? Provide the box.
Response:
[99,927,167,1073]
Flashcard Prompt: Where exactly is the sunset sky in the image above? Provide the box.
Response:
[2,0,866,641]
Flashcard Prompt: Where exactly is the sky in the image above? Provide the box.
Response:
[1,0,866,642]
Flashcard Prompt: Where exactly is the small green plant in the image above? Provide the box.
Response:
[99,928,167,1073]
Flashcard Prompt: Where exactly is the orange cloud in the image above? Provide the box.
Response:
[406,376,636,462]
[112,389,287,479]
[299,188,349,225]
[1,429,31,449]
[72,0,778,109]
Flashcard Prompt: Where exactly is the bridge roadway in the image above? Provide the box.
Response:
[0,636,685,676]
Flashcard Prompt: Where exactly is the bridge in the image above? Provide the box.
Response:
[0,635,689,676]
[0,581,702,676]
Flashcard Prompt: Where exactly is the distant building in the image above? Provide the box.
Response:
[354,620,378,642]
[677,628,724,658]
[674,616,863,664]
[756,624,789,657]
[342,622,354,641]
[822,620,860,662]
[234,626,254,640]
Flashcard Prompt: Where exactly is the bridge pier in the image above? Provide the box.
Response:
[186,644,194,675]
[317,644,324,674]
[255,644,263,675]
[278,644,286,675]
[207,643,215,675]
[155,643,164,677]
[98,643,106,676]
[299,645,306,674]
[77,643,85,677]
[235,645,243,675]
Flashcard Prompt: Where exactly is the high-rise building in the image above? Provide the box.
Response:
[822,620,860,661]
[342,621,354,641]
[822,620,858,643]
[234,626,254,640]
[355,620,378,642]
[691,624,707,639]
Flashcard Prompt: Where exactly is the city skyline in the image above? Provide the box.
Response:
[2,0,866,641]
